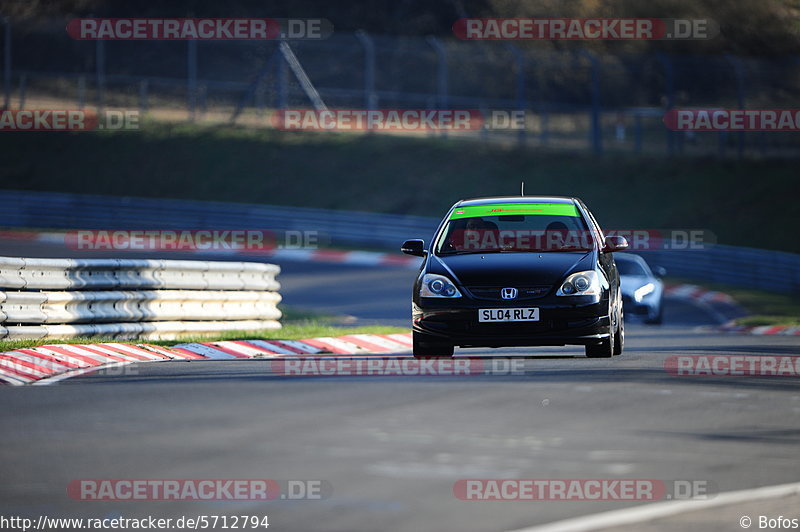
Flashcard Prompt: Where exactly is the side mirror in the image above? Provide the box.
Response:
[401,239,427,257]
[603,235,629,252]
[654,266,667,277]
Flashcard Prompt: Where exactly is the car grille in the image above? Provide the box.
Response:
[464,285,551,301]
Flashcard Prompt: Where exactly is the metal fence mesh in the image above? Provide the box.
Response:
[4,18,800,157]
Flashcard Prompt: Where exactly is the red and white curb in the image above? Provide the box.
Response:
[665,283,752,331]
[0,333,413,386]
[663,283,737,305]
[665,284,798,336]
[0,230,421,268]
[718,322,800,336]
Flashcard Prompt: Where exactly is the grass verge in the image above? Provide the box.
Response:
[734,315,800,327]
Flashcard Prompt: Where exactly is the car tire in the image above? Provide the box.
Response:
[644,303,663,325]
[413,331,454,358]
[586,303,620,358]
[613,309,624,356]
[585,334,614,358]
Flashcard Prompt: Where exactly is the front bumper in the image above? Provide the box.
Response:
[622,295,659,318]
[413,294,611,348]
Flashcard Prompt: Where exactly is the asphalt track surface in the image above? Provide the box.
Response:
[1,240,799,531]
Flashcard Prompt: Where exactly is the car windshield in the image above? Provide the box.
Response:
[435,203,595,254]
[616,258,650,276]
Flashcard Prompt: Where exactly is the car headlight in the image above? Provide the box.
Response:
[634,282,656,302]
[420,273,462,298]
[556,270,602,296]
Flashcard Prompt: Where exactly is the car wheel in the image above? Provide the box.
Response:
[413,331,454,358]
[613,308,624,356]
[586,305,619,358]
[644,303,663,325]
[585,334,614,358]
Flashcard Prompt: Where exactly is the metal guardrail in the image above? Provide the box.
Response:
[0,256,282,340]
[0,189,440,249]
[0,290,281,323]
[0,256,280,291]
[0,190,798,294]
[639,246,800,294]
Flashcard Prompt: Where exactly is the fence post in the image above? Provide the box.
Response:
[479,103,489,141]
[187,39,197,121]
[426,36,448,108]
[425,95,436,137]
[718,130,728,157]
[255,77,265,117]
[654,52,675,156]
[278,41,327,111]
[540,110,549,146]
[427,36,448,137]
[580,50,602,155]
[17,72,24,108]
[3,17,10,110]
[198,83,207,117]
[77,75,86,109]
[355,30,377,110]
[725,54,746,159]
[634,114,643,153]
[95,39,105,113]
[275,50,288,109]
[506,43,527,145]
[138,79,148,114]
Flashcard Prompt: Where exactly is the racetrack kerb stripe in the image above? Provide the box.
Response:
[0,333,413,385]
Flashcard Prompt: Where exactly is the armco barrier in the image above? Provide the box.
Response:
[0,257,282,340]
[0,291,281,323]
[0,257,280,291]
[638,246,800,294]
[0,189,439,250]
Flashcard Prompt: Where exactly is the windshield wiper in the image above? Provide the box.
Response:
[437,250,490,256]
[438,249,530,255]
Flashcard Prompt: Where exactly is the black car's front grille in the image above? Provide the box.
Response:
[465,285,551,301]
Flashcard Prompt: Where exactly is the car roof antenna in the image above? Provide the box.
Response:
[520,181,525,196]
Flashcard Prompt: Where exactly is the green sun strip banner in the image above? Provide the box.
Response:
[448,203,580,220]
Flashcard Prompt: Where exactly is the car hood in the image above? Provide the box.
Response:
[429,251,594,285]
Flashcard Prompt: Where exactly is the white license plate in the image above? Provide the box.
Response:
[479,308,540,322]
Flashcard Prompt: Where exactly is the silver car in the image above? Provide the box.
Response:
[615,253,665,325]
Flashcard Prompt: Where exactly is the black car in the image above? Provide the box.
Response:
[401,196,628,358]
